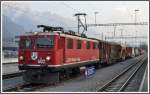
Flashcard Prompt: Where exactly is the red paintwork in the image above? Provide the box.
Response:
[64,39,99,64]
[18,33,99,67]
[18,35,56,65]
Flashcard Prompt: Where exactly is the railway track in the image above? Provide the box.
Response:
[3,74,80,92]
[2,62,23,79]
[3,71,24,79]
[3,83,47,92]
[96,55,146,92]
[3,70,81,92]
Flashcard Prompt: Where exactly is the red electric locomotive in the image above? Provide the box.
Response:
[18,25,100,83]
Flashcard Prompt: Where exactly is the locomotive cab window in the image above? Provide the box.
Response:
[20,39,32,49]
[67,38,73,49]
[86,41,90,49]
[36,37,54,48]
[77,40,82,49]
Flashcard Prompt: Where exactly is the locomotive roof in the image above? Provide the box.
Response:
[19,31,100,42]
[19,31,123,46]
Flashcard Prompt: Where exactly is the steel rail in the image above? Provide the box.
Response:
[3,73,79,92]
[3,71,24,79]
[118,56,147,92]
[3,83,30,92]
[97,55,145,92]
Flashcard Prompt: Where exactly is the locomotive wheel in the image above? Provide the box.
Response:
[59,69,70,81]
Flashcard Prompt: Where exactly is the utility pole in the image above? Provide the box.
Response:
[94,12,101,40]
[135,9,139,25]
[134,9,139,47]
[94,12,99,24]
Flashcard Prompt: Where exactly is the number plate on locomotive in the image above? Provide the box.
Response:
[38,58,45,64]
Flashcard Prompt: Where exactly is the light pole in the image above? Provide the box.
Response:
[94,12,100,40]
[134,9,139,25]
[94,12,99,24]
[134,9,139,47]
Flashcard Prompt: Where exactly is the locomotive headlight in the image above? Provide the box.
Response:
[46,56,51,61]
[19,56,24,60]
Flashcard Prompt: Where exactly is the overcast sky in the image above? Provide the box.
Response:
[2,1,149,23]
[2,1,149,46]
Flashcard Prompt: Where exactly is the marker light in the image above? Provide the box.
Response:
[19,56,24,60]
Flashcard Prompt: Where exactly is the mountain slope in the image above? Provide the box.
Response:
[2,15,25,47]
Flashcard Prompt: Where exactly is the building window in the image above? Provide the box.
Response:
[67,38,73,49]
[86,41,90,49]
[77,40,82,49]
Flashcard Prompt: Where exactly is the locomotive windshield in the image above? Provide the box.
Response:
[20,39,32,49]
[36,37,54,48]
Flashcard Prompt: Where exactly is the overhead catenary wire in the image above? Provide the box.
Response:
[60,2,80,13]
[60,2,96,27]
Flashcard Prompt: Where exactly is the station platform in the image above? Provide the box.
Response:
[2,63,19,75]
[2,58,18,64]
[139,65,148,92]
